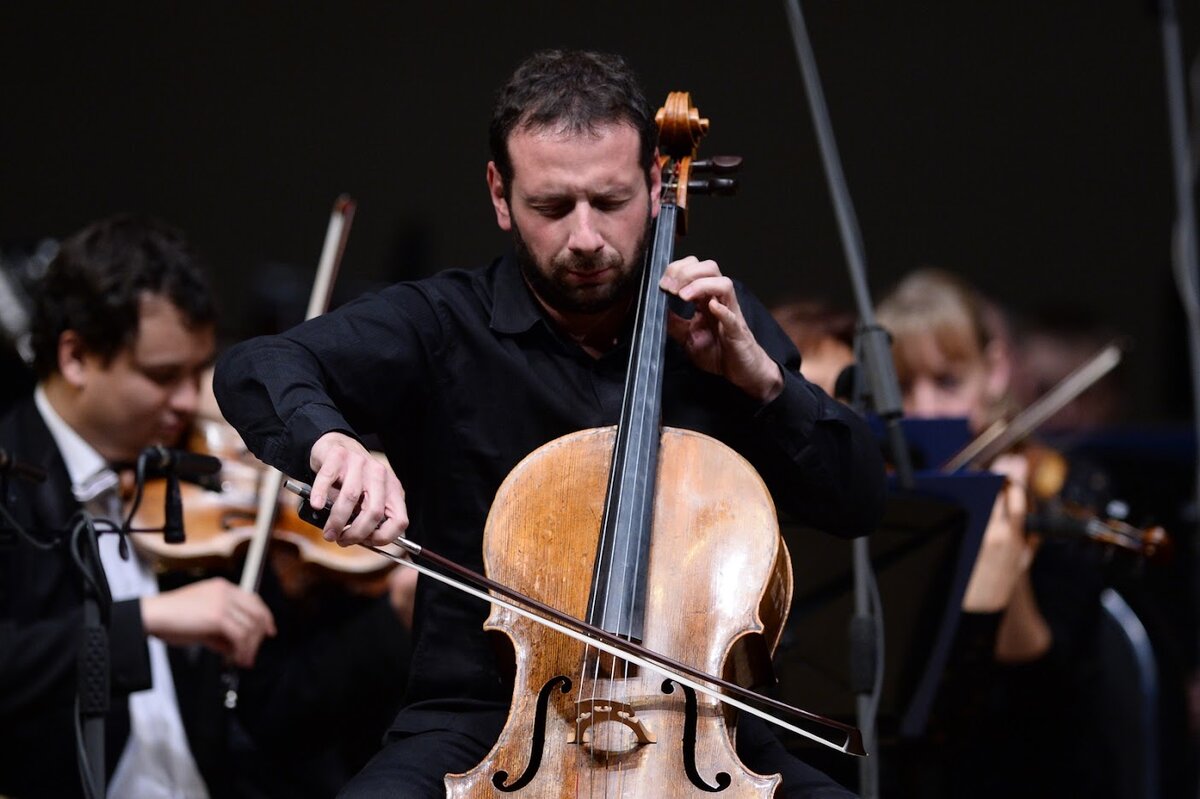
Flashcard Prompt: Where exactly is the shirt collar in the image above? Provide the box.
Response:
[34,384,118,503]
[488,253,546,336]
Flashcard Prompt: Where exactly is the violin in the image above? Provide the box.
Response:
[1014,442,1169,562]
[125,196,401,591]
[126,416,397,595]
[942,343,1170,561]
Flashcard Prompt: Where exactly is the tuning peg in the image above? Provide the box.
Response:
[690,156,743,175]
[687,177,738,196]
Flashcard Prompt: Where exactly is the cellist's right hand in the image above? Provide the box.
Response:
[309,431,409,547]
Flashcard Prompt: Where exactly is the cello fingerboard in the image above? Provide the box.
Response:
[587,201,678,642]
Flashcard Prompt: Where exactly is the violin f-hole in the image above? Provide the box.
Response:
[663,679,733,793]
[492,675,572,792]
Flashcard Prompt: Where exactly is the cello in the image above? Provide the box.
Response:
[444,92,796,797]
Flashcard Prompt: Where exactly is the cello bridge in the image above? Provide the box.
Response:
[569,698,656,747]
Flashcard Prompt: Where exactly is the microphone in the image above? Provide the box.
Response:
[140,446,221,480]
[0,448,48,484]
[162,472,185,544]
[137,447,218,545]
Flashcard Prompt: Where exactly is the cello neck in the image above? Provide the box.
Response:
[588,200,678,640]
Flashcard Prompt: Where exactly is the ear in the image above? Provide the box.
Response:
[648,148,663,219]
[57,330,89,389]
[486,161,512,232]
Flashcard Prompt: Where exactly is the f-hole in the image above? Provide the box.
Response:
[662,679,732,793]
[493,675,572,792]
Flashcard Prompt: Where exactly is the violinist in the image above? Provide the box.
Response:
[0,214,277,798]
[214,49,886,797]
[876,268,1116,799]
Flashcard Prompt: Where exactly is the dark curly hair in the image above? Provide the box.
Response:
[488,49,657,195]
[30,214,216,379]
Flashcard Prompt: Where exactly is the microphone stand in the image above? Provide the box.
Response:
[782,3,915,796]
[1152,2,1200,795]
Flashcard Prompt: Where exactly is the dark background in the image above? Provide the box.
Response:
[1,1,1197,423]
[3,3,1199,793]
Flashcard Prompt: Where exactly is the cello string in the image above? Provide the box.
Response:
[573,182,678,787]
[616,189,674,778]
[608,232,657,783]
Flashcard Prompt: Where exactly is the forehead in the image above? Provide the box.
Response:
[127,292,215,365]
[506,122,645,194]
[892,328,982,378]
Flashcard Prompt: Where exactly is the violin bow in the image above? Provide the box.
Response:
[237,195,356,595]
[943,341,1123,473]
[222,196,355,712]
[282,480,866,757]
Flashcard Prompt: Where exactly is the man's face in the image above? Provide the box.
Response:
[68,293,215,462]
[487,123,661,316]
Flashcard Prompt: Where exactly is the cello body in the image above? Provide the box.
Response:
[445,426,792,797]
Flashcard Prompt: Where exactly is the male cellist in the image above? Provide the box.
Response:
[214,49,885,797]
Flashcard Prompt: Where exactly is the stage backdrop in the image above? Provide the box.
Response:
[1,1,1196,421]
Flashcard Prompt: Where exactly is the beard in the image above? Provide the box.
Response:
[513,216,652,315]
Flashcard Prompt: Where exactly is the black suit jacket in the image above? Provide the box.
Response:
[0,396,231,798]
[0,395,414,799]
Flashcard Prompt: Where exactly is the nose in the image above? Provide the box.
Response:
[169,373,201,417]
[905,378,941,419]
[566,203,605,255]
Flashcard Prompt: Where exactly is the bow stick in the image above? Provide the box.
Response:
[943,341,1123,472]
[223,195,356,711]
[283,479,866,756]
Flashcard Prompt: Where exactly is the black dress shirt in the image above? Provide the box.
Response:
[214,253,886,738]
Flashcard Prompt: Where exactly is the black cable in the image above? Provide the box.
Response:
[121,452,150,541]
[74,695,100,799]
[69,512,108,799]
[68,514,107,615]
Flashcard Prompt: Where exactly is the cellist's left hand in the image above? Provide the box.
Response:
[660,257,783,403]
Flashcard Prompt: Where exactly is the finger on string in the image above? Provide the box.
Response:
[677,275,733,305]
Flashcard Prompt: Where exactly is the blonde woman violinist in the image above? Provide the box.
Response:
[877,268,1114,799]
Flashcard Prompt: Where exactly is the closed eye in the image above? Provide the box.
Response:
[529,202,573,219]
[591,196,631,212]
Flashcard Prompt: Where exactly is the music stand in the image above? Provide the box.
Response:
[773,469,1002,743]
[866,416,973,473]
